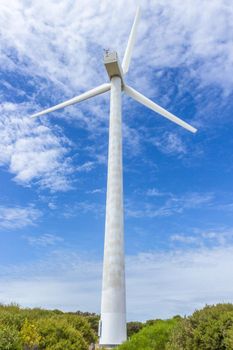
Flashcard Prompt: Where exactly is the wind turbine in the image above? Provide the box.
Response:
[31,6,197,348]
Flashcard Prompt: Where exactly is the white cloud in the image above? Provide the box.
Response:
[48,202,57,210]
[76,161,96,173]
[0,0,232,112]
[61,191,213,219]
[170,228,233,248]
[63,201,104,218]
[1,0,232,92]
[1,244,233,320]
[151,132,187,156]
[0,102,74,191]
[87,188,104,194]
[0,250,102,313]
[22,233,63,247]
[0,205,41,229]
[171,234,200,245]
[125,191,213,218]
[146,188,168,197]
[123,123,141,156]
[127,245,233,320]
[0,0,232,190]
[0,0,232,324]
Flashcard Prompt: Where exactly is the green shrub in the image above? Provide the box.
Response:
[127,321,144,338]
[117,319,177,350]
[66,315,97,344]
[20,318,41,350]
[36,317,88,350]
[167,304,233,350]
[0,325,21,350]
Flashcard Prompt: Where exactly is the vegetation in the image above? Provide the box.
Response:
[166,304,233,350]
[118,304,233,350]
[118,318,178,350]
[127,321,144,338]
[0,304,98,350]
[1,303,233,349]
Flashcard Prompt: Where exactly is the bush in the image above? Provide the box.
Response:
[167,304,233,350]
[20,319,41,350]
[0,304,97,350]
[2,302,233,350]
[0,325,21,350]
[117,319,178,350]
[65,314,97,344]
[127,321,144,338]
[36,317,88,350]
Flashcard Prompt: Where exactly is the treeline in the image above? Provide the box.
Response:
[0,304,99,349]
[118,303,233,350]
[2,303,233,349]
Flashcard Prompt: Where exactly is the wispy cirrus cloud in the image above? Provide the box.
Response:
[146,188,169,197]
[63,201,105,218]
[170,228,233,248]
[0,205,41,229]
[125,191,214,218]
[22,233,63,247]
[60,191,214,219]
[171,234,200,245]
[150,131,188,156]
[76,161,96,173]
[86,188,105,194]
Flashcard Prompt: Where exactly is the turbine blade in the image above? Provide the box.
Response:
[122,6,141,75]
[124,85,197,133]
[31,83,111,118]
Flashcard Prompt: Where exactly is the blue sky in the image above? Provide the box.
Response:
[0,0,233,321]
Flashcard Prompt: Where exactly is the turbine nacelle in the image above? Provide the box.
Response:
[104,50,124,84]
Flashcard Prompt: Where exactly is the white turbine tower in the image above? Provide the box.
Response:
[31,7,197,348]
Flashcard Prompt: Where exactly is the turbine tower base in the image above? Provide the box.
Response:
[99,312,126,347]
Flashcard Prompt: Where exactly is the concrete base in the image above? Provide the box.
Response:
[99,312,126,346]
[96,344,118,349]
